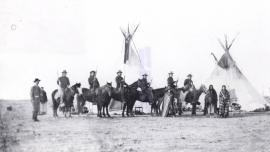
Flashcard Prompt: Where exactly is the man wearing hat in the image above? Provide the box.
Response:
[167,71,177,89]
[115,70,127,90]
[57,70,70,103]
[88,70,100,91]
[138,74,153,103]
[115,70,127,104]
[138,74,150,90]
[184,74,193,91]
[30,78,42,121]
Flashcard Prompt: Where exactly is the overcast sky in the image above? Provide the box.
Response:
[1,0,270,99]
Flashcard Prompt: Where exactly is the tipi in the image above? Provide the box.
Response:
[205,35,267,111]
[109,24,142,111]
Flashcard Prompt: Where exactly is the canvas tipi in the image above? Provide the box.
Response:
[110,24,150,111]
[205,36,267,111]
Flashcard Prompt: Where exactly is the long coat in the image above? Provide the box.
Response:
[30,85,41,112]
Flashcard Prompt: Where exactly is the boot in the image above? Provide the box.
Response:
[34,112,39,122]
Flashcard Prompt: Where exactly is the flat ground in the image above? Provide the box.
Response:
[0,100,270,152]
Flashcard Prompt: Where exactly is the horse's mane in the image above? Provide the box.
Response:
[82,88,91,94]
[129,81,138,89]
[152,87,166,93]
[71,83,81,89]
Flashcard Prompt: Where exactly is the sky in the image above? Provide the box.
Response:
[0,0,270,99]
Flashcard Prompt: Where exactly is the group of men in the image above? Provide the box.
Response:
[30,69,230,121]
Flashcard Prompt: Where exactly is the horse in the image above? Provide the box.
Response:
[111,80,154,117]
[110,81,138,117]
[179,84,207,115]
[75,87,98,114]
[151,87,166,115]
[204,90,218,116]
[96,82,113,117]
[51,83,81,117]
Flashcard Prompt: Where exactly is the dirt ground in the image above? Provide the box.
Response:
[0,100,270,152]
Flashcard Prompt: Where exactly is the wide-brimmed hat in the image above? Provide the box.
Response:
[117,70,123,74]
[187,74,192,77]
[142,73,148,76]
[169,71,174,75]
[34,78,40,83]
[62,70,67,73]
[90,70,96,74]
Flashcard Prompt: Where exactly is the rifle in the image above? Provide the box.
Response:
[93,69,98,89]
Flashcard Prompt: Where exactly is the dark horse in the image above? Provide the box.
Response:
[96,83,113,117]
[111,81,154,117]
[151,87,166,115]
[181,85,207,115]
[76,87,98,114]
[51,83,81,117]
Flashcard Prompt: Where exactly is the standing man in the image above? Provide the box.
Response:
[57,70,70,104]
[219,85,230,118]
[40,87,48,115]
[30,78,42,121]
[184,74,193,91]
[88,70,100,91]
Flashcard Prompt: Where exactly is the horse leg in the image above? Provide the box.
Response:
[130,106,135,117]
[68,107,71,118]
[106,106,111,117]
[122,103,126,117]
[102,106,106,117]
[97,104,101,117]
[150,104,154,115]
[191,103,196,115]
[126,105,130,117]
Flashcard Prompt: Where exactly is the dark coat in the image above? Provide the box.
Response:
[30,85,41,101]
[138,78,149,91]
[167,77,176,88]
[88,76,100,89]
[30,85,41,112]
[57,76,70,88]
[115,75,124,88]
[184,78,193,86]
[207,89,218,103]
[40,90,48,104]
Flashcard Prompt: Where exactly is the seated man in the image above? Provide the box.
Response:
[138,74,153,104]
[57,70,70,104]
[88,70,100,92]
[184,74,193,92]
[115,70,128,91]
[115,70,127,103]
[167,71,178,91]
